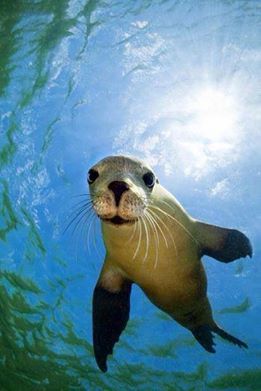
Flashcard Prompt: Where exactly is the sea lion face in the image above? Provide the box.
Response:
[88,156,158,225]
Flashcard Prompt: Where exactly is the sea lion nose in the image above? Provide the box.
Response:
[108,181,129,206]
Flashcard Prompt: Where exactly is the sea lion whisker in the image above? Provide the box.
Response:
[91,192,104,200]
[72,193,92,198]
[150,205,199,246]
[157,199,179,213]
[70,198,93,210]
[156,199,200,245]
[126,220,137,244]
[70,209,94,260]
[145,211,159,269]
[93,214,104,258]
[132,218,142,261]
[141,215,150,264]
[63,210,88,235]
[148,208,178,256]
[63,204,93,235]
[67,202,93,220]
[70,207,94,259]
[68,199,96,218]
[75,213,89,262]
[80,208,96,254]
[73,190,103,197]
[69,205,93,220]
[143,212,156,262]
[70,206,93,239]
[68,204,93,218]
[87,211,97,255]
[146,209,168,249]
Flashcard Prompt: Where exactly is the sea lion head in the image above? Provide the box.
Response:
[88,155,159,225]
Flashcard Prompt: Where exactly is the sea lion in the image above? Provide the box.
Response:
[88,155,252,372]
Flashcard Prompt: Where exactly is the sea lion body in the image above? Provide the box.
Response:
[87,155,252,372]
[101,185,208,327]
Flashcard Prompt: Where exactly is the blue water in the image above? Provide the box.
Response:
[0,0,260,389]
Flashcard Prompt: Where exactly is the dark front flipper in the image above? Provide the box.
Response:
[196,221,252,263]
[93,282,131,372]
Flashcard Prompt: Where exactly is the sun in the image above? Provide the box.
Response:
[187,86,238,143]
[169,84,241,179]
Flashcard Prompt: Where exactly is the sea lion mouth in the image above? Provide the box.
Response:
[102,216,136,225]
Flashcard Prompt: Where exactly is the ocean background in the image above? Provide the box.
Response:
[0,0,260,389]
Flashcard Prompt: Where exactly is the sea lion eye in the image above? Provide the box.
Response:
[143,172,155,189]
[88,169,99,184]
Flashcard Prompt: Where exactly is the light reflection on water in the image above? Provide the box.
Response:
[0,1,260,389]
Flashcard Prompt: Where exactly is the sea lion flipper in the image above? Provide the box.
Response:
[213,325,248,349]
[92,268,132,372]
[191,324,248,352]
[196,221,252,263]
[191,325,216,353]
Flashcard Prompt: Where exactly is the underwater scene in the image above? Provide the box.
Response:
[0,0,260,390]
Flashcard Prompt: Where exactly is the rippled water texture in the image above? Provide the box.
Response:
[0,1,260,389]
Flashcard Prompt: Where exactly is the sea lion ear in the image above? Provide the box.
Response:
[195,221,253,263]
[92,266,132,372]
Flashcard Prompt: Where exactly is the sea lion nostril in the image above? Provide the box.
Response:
[108,181,129,206]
